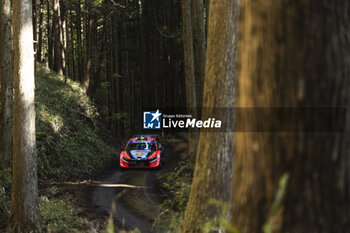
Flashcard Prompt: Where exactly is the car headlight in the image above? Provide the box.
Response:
[148,151,160,160]
[121,151,131,160]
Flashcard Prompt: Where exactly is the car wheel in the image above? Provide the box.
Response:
[157,158,165,169]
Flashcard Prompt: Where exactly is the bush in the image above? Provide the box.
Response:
[40,196,85,230]
[156,161,192,232]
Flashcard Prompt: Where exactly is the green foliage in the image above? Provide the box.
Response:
[100,81,110,89]
[35,65,115,181]
[39,196,85,230]
[156,161,192,232]
[160,162,191,212]
[263,173,290,233]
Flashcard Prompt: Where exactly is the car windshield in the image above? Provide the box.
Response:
[149,143,157,151]
[127,142,147,150]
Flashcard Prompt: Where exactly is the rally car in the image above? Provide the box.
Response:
[119,135,164,169]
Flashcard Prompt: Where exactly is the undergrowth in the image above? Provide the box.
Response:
[40,195,85,231]
[35,65,115,181]
[156,161,192,232]
[0,64,116,231]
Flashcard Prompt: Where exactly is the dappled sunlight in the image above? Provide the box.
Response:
[37,104,64,134]
[37,65,99,120]
[34,64,115,182]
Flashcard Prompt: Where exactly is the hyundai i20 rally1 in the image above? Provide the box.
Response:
[119,136,164,169]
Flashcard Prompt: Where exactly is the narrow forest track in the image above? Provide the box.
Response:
[92,143,184,233]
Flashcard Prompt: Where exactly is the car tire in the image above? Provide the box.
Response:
[157,158,164,169]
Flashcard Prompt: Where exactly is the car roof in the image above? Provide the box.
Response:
[129,136,157,142]
[132,134,160,140]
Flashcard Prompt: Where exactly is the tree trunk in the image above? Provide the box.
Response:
[32,0,37,45]
[90,17,106,95]
[60,0,66,76]
[36,0,44,62]
[68,8,76,80]
[191,0,206,109]
[76,0,83,82]
[122,19,131,137]
[233,1,350,233]
[182,0,238,232]
[53,0,63,75]
[0,0,13,168]
[112,12,121,134]
[181,0,198,165]
[11,0,41,231]
[47,0,53,68]
[82,1,92,93]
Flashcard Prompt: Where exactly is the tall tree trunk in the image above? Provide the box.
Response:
[68,8,76,80]
[0,0,13,168]
[112,12,121,134]
[76,0,83,82]
[11,0,41,231]
[90,17,106,95]
[122,19,131,137]
[191,0,206,109]
[182,0,238,232]
[82,1,92,93]
[233,1,350,233]
[53,0,63,75]
[60,0,66,76]
[36,0,44,62]
[181,0,198,165]
[47,0,53,68]
[32,0,37,46]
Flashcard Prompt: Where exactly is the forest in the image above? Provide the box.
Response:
[0,0,350,232]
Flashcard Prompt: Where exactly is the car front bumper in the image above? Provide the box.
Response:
[119,156,160,168]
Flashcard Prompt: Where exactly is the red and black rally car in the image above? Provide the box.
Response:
[119,135,164,169]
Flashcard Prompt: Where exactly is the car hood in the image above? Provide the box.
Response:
[128,149,152,160]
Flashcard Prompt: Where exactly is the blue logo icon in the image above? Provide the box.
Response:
[143,110,162,129]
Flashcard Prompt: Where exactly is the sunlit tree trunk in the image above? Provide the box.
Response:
[11,0,41,231]
[182,0,238,232]
[233,1,350,233]
[0,0,13,168]
[60,0,66,77]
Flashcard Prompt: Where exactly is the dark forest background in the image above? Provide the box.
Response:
[34,0,209,136]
